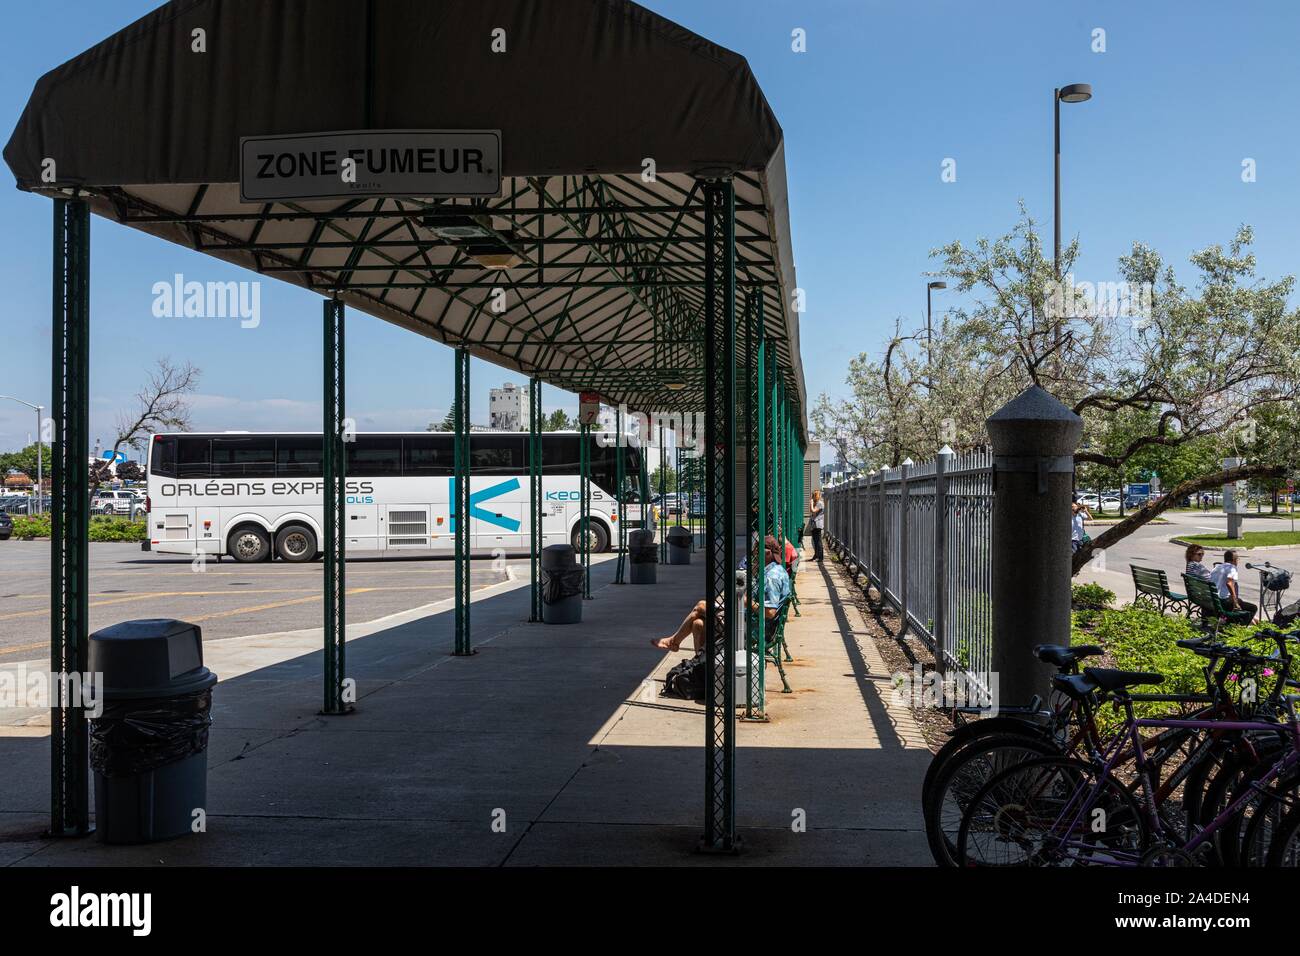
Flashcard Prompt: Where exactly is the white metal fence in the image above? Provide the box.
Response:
[823,448,995,693]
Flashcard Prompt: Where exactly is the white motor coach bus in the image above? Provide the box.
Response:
[145,431,646,562]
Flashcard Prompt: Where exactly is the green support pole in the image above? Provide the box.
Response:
[615,406,627,584]
[580,419,592,598]
[453,347,473,655]
[743,292,765,719]
[769,374,780,548]
[50,197,92,837]
[701,178,737,852]
[658,422,667,563]
[639,433,651,533]
[322,297,351,714]
[529,376,543,621]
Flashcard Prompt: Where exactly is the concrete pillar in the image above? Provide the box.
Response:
[987,385,1082,706]
[1223,457,1243,539]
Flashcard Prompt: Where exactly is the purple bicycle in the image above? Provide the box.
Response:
[955,629,1300,867]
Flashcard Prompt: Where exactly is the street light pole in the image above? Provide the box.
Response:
[1053,83,1092,279]
[0,395,44,513]
[926,281,947,347]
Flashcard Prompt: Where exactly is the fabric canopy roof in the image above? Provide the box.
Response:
[5,0,806,426]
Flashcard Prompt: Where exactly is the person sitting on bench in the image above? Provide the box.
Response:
[1185,544,1212,582]
[651,536,790,652]
[1210,549,1257,620]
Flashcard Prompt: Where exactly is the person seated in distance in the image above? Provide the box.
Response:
[651,535,791,652]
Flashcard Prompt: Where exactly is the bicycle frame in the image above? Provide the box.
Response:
[1047,705,1300,866]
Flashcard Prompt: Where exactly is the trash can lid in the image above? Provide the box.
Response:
[88,619,217,699]
[629,529,655,545]
[667,526,691,541]
[541,543,577,568]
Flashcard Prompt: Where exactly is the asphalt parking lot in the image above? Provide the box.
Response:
[0,542,537,660]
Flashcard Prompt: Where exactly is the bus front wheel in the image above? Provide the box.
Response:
[228,525,272,563]
[276,524,318,563]
[571,521,610,554]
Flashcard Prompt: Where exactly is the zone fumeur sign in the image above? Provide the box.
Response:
[239,130,501,201]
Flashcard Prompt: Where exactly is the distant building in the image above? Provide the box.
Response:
[488,382,531,431]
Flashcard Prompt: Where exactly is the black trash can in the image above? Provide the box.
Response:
[629,528,657,584]
[541,544,584,623]
[88,619,217,844]
[667,526,692,566]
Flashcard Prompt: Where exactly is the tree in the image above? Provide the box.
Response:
[0,442,51,484]
[113,358,201,456]
[649,467,678,495]
[432,401,459,431]
[542,409,574,431]
[811,208,1300,567]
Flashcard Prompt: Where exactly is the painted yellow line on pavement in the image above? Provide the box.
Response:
[0,640,49,658]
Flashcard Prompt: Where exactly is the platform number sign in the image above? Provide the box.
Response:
[579,392,602,426]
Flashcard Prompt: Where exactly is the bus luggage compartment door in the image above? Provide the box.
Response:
[348,504,378,550]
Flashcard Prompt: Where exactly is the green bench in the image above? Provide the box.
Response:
[747,601,793,694]
[1130,564,1187,614]
[1182,573,1255,632]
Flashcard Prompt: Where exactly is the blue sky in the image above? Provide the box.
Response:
[2,0,1297,462]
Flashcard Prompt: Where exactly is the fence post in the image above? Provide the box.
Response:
[987,386,1082,707]
[899,460,912,636]
[933,446,953,676]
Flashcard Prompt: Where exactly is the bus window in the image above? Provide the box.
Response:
[176,437,212,478]
[348,436,402,476]
[276,436,323,477]
[211,437,276,478]
[541,434,580,475]
[403,434,453,476]
[150,436,177,477]
[472,435,525,474]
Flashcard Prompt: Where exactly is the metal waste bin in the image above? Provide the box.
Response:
[88,619,217,844]
[541,544,584,624]
[629,528,657,584]
[667,526,691,565]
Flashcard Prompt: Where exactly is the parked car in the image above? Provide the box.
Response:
[1077,493,1120,512]
[92,490,147,520]
[0,511,11,540]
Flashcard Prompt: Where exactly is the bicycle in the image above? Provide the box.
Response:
[955,629,1300,867]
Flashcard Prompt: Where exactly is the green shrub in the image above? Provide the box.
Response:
[1072,582,1115,611]
[7,514,144,541]
[89,517,147,542]
[11,514,51,538]
[1071,606,1298,731]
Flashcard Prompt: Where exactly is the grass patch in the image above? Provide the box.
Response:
[1179,530,1300,549]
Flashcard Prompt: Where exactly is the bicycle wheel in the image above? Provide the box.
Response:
[1198,733,1287,866]
[956,755,1148,867]
[1238,770,1300,867]
[921,715,1054,816]
[925,732,1059,867]
[1263,796,1300,866]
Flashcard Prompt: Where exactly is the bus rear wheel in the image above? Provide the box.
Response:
[571,521,609,554]
[276,524,318,563]
[228,525,271,563]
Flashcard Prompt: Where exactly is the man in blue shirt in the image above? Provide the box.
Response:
[761,534,791,613]
[651,536,789,652]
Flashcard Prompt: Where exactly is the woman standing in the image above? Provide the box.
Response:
[809,489,825,562]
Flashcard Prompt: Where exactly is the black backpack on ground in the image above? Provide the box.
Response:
[662,651,707,701]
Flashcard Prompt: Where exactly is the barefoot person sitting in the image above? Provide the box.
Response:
[652,536,790,652]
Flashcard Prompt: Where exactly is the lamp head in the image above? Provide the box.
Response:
[1059,83,1092,104]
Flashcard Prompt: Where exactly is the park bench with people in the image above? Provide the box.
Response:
[1182,572,1256,631]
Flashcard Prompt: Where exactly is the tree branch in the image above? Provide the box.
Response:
[1071,462,1285,574]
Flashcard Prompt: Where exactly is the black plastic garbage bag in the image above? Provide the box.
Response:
[89,689,213,778]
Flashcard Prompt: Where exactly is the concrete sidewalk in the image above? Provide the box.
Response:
[0,549,932,866]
